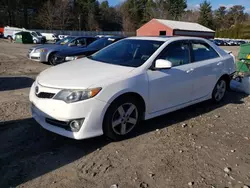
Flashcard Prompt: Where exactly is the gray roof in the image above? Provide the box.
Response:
[155,19,215,33]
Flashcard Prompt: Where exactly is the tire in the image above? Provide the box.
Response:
[48,53,57,66]
[212,78,227,103]
[33,39,37,44]
[103,97,142,141]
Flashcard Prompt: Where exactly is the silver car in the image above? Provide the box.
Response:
[27,36,97,65]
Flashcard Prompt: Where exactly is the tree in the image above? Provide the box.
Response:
[214,6,227,29]
[166,0,187,20]
[198,0,214,29]
[37,0,73,30]
[227,5,246,26]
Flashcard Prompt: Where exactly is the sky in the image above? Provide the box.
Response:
[105,0,250,11]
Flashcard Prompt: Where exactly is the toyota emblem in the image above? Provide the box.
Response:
[35,86,39,94]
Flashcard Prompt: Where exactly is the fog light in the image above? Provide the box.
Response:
[69,119,84,132]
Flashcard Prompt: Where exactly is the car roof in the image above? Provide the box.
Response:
[68,36,97,38]
[127,36,210,42]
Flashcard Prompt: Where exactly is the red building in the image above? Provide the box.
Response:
[137,19,215,39]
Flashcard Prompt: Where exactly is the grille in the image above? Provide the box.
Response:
[36,92,55,99]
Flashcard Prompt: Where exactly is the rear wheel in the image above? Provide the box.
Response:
[212,78,227,103]
[103,97,142,141]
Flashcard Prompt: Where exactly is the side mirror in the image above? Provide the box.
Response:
[154,59,172,69]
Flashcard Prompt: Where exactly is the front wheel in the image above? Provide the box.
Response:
[48,53,57,66]
[212,78,227,103]
[103,97,142,141]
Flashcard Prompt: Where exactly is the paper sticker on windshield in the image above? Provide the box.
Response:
[247,54,250,59]
[108,38,115,41]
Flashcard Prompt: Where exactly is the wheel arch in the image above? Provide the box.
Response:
[46,51,57,62]
[218,74,230,90]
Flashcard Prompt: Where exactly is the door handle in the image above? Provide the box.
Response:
[217,62,223,65]
[186,68,194,73]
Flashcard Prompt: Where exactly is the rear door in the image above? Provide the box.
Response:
[189,40,222,100]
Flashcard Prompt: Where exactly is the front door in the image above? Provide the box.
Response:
[147,40,195,113]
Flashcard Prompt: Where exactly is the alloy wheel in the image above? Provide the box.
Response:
[111,103,138,135]
[214,80,226,102]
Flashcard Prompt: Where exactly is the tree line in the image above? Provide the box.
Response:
[0,0,250,38]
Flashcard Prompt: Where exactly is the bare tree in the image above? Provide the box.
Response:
[37,0,73,30]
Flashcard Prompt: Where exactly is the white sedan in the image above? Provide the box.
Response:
[29,37,236,140]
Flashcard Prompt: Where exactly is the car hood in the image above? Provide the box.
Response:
[56,47,97,57]
[37,58,135,89]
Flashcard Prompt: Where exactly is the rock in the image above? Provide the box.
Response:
[224,167,232,173]
[243,185,250,188]
[188,182,194,186]
[110,184,119,188]
[92,172,97,177]
[215,115,220,118]
[231,150,235,153]
[179,150,183,153]
[236,164,239,167]
[197,146,202,149]
[149,172,155,177]
[244,137,249,140]
[140,182,148,188]
[156,129,159,132]
[115,151,119,154]
[181,123,187,128]
[230,176,235,180]
[52,181,56,184]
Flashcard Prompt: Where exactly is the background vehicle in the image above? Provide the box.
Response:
[27,36,97,64]
[29,37,236,141]
[28,31,46,44]
[4,26,25,39]
[52,36,123,65]
[42,33,59,42]
[0,27,4,38]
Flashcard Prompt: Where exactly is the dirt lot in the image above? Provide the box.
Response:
[0,40,250,188]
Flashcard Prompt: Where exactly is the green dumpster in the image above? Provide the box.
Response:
[15,31,33,44]
[237,43,250,73]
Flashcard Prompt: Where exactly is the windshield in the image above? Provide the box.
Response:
[88,39,164,67]
[87,38,116,49]
[31,32,38,37]
[36,32,42,36]
[55,37,75,45]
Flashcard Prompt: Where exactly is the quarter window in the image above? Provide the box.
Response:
[191,41,219,62]
[158,41,190,67]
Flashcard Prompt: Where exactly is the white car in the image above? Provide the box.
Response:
[29,37,236,140]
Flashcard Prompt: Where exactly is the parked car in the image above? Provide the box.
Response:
[42,33,59,43]
[27,36,97,64]
[51,36,123,65]
[29,37,236,141]
[29,31,46,44]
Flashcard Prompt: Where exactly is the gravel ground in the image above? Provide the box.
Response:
[0,39,250,188]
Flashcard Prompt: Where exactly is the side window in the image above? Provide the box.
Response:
[158,41,190,67]
[191,41,220,62]
[76,38,87,46]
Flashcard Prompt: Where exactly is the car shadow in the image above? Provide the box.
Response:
[132,91,248,139]
[0,76,34,91]
[0,91,247,187]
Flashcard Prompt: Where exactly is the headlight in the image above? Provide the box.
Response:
[54,88,102,103]
[65,55,86,61]
[35,48,48,53]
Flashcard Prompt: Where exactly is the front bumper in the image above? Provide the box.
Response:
[28,51,47,62]
[29,83,109,140]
